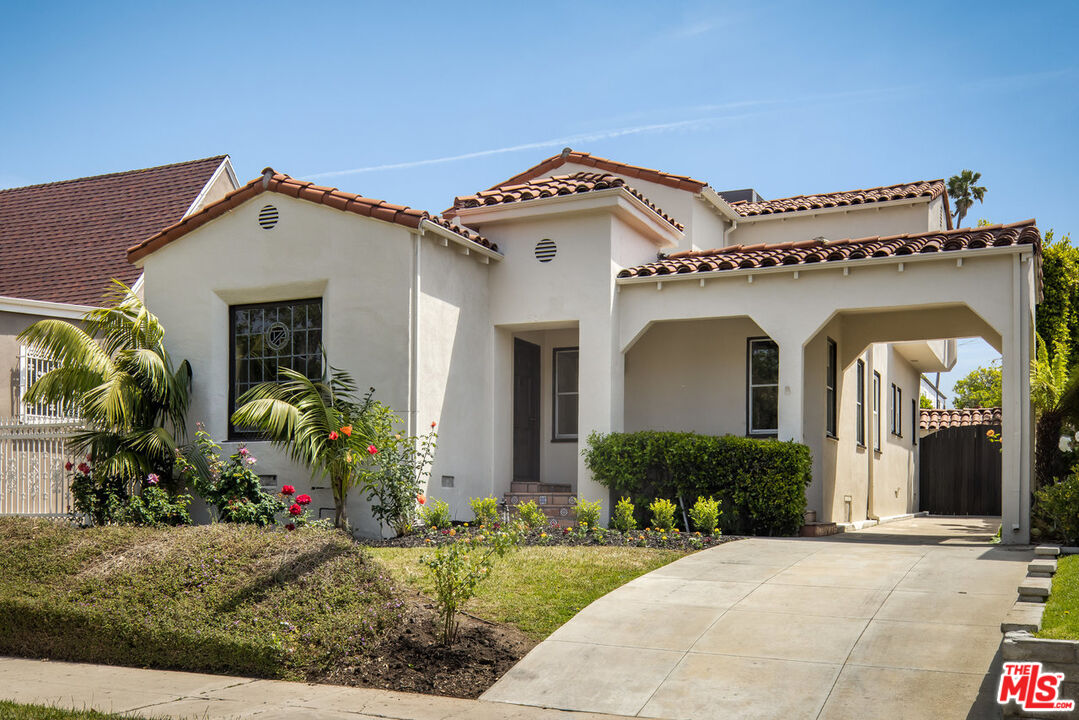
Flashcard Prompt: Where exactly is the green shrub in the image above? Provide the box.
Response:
[515,500,548,530]
[120,484,192,526]
[610,496,637,532]
[176,431,283,526]
[469,496,499,526]
[419,497,452,529]
[358,404,438,536]
[583,431,812,536]
[1034,474,1079,545]
[574,499,601,528]
[688,496,721,536]
[649,498,677,532]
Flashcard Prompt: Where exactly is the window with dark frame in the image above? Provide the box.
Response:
[873,371,882,452]
[553,347,579,440]
[230,298,323,438]
[912,398,918,445]
[856,360,866,446]
[891,383,903,437]
[826,339,837,438]
[748,338,779,436]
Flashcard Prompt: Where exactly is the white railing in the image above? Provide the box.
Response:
[0,420,82,516]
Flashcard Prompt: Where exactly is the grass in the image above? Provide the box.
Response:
[0,702,150,719]
[368,545,686,639]
[0,517,401,682]
[1039,554,1079,639]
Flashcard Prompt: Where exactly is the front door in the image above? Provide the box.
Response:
[513,338,541,483]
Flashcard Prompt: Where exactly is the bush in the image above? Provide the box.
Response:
[583,431,812,536]
[419,497,452,529]
[358,406,438,536]
[175,430,283,526]
[688,496,721,536]
[610,496,637,532]
[469,497,499,526]
[648,498,677,531]
[515,500,548,530]
[120,483,192,526]
[1034,474,1079,545]
[574,499,601,528]
[70,461,191,527]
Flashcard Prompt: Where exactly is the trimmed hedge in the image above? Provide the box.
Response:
[583,431,812,536]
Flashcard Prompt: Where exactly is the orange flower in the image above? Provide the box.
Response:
[340,425,353,437]
[417,493,426,505]
[431,421,437,428]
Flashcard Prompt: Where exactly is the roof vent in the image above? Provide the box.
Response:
[258,204,279,230]
[535,238,557,263]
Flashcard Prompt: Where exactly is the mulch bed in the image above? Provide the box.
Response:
[361,525,745,552]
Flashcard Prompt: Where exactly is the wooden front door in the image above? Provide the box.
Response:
[513,339,541,482]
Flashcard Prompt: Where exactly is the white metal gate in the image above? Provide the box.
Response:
[0,420,81,516]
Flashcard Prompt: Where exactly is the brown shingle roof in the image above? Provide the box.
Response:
[617,220,1040,279]
[731,180,946,218]
[920,407,1002,431]
[482,149,709,195]
[0,156,227,305]
[128,169,495,263]
[452,171,684,230]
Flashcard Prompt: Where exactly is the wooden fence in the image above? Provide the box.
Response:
[0,420,82,517]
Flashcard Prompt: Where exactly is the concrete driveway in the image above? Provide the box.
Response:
[483,517,1031,720]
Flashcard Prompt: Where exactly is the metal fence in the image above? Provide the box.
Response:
[0,420,82,516]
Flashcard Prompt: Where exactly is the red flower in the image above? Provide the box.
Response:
[431,421,437,428]
[329,431,339,440]
[281,485,295,496]
[417,494,426,505]
[64,461,73,471]
[285,523,295,532]
[296,494,312,506]
[367,445,378,455]
[340,425,352,437]
[288,503,302,516]
[563,526,571,534]
[77,463,90,474]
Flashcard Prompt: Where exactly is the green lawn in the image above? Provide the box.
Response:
[1039,554,1079,639]
[0,702,149,719]
[368,545,686,639]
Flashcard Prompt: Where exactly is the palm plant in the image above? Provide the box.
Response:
[947,170,987,228]
[17,281,191,483]
[231,364,375,530]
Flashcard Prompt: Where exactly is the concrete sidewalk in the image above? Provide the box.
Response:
[0,656,625,719]
[484,517,1030,720]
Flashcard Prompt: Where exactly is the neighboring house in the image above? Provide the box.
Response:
[0,156,237,422]
[128,150,1040,543]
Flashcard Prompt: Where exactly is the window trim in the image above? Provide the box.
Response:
[873,371,882,452]
[228,297,323,440]
[825,338,838,439]
[746,337,779,437]
[18,344,79,423]
[891,383,903,437]
[855,359,866,447]
[552,346,579,442]
[911,397,918,446]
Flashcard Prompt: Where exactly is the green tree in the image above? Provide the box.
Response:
[952,365,1002,408]
[230,364,376,531]
[17,281,192,483]
[1036,230,1079,367]
[919,395,934,410]
[1031,335,1079,488]
[947,170,987,228]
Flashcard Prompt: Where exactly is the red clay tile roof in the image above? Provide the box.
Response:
[0,156,227,305]
[617,220,1040,279]
[920,407,1002,431]
[731,180,946,218]
[128,169,495,263]
[482,149,709,195]
[452,171,684,230]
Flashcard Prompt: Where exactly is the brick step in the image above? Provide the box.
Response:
[510,481,572,494]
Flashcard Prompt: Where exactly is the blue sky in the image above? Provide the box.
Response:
[2,1,1075,404]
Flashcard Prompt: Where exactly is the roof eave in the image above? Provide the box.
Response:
[697,187,743,222]
[418,219,503,262]
[733,195,936,223]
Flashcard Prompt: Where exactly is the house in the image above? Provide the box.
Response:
[0,155,237,423]
[127,150,1040,543]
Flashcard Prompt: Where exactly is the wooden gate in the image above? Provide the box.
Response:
[919,424,1002,515]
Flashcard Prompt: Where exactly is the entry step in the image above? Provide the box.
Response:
[511,481,573,494]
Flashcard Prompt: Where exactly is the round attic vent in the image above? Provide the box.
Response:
[535,238,557,263]
[258,204,279,229]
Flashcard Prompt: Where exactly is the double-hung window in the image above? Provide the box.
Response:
[872,371,882,452]
[826,339,837,438]
[855,360,866,446]
[891,383,903,437]
[18,344,78,423]
[230,298,323,438]
[748,338,779,436]
[553,347,579,440]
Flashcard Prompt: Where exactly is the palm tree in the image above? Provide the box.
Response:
[231,364,375,530]
[17,281,192,482]
[947,170,987,228]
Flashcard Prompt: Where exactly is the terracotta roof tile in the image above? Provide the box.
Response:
[731,180,945,217]
[0,156,227,305]
[920,407,1002,431]
[489,149,708,195]
[617,220,1040,279]
[453,171,684,231]
[128,169,496,263]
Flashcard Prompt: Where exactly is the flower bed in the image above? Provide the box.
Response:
[362,523,742,551]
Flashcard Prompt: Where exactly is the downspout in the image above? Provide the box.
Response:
[867,352,879,521]
[408,231,421,438]
[723,219,738,246]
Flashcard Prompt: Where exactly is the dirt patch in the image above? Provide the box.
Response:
[318,592,534,698]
